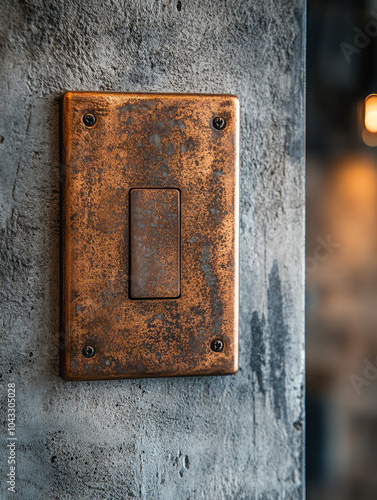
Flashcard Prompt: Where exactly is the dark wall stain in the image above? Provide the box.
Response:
[268,260,288,421]
[250,311,266,395]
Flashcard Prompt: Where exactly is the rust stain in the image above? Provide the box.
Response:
[60,92,239,380]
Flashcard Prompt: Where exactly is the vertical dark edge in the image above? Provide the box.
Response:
[235,96,240,374]
[178,187,182,299]
[128,188,133,300]
[59,92,70,380]
[58,93,65,380]
[303,0,307,496]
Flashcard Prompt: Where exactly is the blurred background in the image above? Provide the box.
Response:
[307,0,377,499]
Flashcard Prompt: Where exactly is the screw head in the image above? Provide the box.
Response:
[213,116,226,130]
[83,113,96,127]
[211,339,224,352]
[82,345,95,358]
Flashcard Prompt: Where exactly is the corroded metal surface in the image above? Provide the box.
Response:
[130,188,180,299]
[61,92,239,380]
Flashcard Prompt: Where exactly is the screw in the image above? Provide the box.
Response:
[213,116,226,130]
[83,113,96,127]
[211,339,224,352]
[82,345,95,358]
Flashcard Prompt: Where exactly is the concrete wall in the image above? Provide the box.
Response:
[0,1,306,498]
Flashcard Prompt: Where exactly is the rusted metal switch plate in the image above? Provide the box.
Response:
[61,92,239,380]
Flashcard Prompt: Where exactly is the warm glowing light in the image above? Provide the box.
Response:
[364,94,377,133]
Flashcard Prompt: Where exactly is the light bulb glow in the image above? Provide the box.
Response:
[364,94,377,133]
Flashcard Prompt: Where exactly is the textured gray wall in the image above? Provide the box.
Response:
[0,1,306,499]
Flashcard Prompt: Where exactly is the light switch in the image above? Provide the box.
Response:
[61,91,239,380]
[130,188,180,299]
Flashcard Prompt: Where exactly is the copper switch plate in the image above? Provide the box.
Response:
[61,91,239,380]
